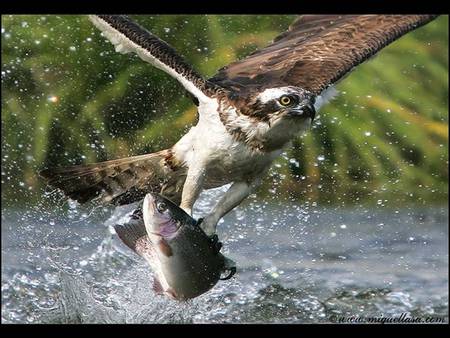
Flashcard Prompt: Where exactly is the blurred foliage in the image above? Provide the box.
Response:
[1,15,448,207]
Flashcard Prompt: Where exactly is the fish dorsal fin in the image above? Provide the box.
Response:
[114,216,151,257]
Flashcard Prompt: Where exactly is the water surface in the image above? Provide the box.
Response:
[1,191,448,323]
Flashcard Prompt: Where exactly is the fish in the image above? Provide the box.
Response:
[114,193,236,301]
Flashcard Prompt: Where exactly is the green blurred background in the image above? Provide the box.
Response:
[1,15,448,208]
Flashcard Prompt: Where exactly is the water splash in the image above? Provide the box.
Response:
[1,200,448,323]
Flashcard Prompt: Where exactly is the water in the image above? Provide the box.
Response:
[1,189,448,323]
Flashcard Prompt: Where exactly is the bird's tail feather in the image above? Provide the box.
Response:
[39,149,186,206]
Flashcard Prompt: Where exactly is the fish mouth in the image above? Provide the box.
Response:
[144,193,157,214]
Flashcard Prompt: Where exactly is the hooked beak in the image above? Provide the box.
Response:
[288,103,316,122]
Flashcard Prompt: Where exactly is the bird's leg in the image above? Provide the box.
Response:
[179,163,206,216]
[200,180,260,236]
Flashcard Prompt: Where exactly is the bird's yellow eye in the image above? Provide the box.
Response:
[279,95,292,106]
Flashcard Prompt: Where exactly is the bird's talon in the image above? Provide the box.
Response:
[220,266,236,280]
[210,234,223,253]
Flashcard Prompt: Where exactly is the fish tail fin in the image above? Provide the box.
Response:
[113,212,155,258]
[114,216,161,288]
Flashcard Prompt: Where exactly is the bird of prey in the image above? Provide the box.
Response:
[40,15,438,236]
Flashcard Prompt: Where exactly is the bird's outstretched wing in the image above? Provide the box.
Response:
[210,15,438,95]
[89,15,220,103]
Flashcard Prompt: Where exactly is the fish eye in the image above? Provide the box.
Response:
[156,201,167,213]
[279,95,293,106]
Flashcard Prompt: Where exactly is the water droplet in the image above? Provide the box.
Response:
[47,95,59,103]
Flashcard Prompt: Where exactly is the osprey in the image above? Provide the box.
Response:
[40,15,438,236]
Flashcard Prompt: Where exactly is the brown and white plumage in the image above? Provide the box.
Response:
[40,150,187,205]
[40,15,438,235]
[211,15,437,94]
[89,15,223,104]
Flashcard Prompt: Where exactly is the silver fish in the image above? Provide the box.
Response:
[114,193,236,300]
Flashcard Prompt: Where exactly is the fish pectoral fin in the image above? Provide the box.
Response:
[114,215,151,257]
[165,288,180,300]
[157,238,173,257]
[152,277,164,295]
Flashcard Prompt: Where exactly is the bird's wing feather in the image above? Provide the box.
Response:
[89,15,219,103]
[210,15,438,95]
